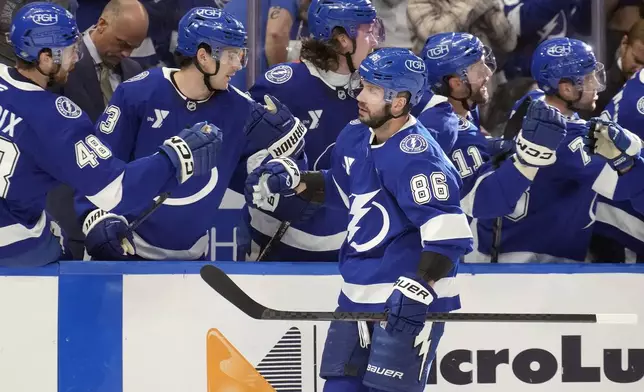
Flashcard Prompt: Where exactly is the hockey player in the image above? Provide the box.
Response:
[246,48,472,392]
[476,37,615,262]
[238,0,383,262]
[76,7,307,261]
[0,3,221,266]
[420,32,567,221]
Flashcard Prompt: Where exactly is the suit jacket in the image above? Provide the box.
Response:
[58,41,143,122]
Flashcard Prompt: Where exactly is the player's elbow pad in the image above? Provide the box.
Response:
[417,251,454,283]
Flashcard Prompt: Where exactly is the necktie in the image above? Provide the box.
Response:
[99,63,113,106]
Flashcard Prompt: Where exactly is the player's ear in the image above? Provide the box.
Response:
[557,80,575,100]
[38,50,53,71]
[447,75,462,94]
[391,93,409,116]
[335,32,352,54]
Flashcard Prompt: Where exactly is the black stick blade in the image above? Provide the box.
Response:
[200,264,267,319]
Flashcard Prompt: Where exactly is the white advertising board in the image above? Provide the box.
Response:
[122,272,644,392]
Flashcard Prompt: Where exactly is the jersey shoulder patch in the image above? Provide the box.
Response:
[349,118,361,125]
[124,70,150,83]
[400,133,429,154]
[55,96,82,119]
[265,64,294,84]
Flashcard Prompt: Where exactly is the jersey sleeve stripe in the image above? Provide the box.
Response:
[341,276,459,304]
[460,170,494,216]
[86,172,125,212]
[419,213,472,243]
[592,163,618,200]
[0,210,48,247]
[332,175,350,208]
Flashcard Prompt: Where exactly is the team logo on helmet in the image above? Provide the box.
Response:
[400,134,428,154]
[546,44,572,57]
[405,59,425,73]
[426,44,449,60]
[55,96,82,119]
[195,8,221,19]
[31,13,59,26]
[265,65,293,84]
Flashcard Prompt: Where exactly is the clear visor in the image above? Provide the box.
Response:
[348,72,386,104]
[465,46,496,86]
[580,62,606,92]
[51,39,83,70]
[357,18,385,46]
[213,46,249,68]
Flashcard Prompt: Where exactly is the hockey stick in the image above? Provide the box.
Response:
[126,192,170,234]
[200,264,637,324]
[256,220,291,261]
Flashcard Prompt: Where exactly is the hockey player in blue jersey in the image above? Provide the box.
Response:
[420,32,567,222]
[76,7,307,261]
[0,3,221,266]
[238,0,384,262]
[476,37,616,263]
[246,48,472,392]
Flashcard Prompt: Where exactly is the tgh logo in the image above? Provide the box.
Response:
[32,13,58,26]
[405,59,425,73]
[426,44,449,59]
[546,44,572,57]
[195,8,221,18]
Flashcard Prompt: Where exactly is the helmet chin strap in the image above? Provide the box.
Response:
[555,89,583,112]
[369,104,406,129]
[36,63,60,87]
[194,57,220,92]
[342,38,358,73]
[450,81,476,112]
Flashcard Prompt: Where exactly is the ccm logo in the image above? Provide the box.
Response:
[395,277,430,301]
[426,44,449,59]
[367,365,404,379]
[517,140,553,160]
[32,13,58,25]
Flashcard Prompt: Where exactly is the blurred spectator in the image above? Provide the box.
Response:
[48,0,148,259]
[372,0,413,49]
[225,0,308,90]
[0,0,78,64]
[606,0,643,69]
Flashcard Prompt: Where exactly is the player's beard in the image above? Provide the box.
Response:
[470,84,490,105]
[573,90,598,111]
[359,103,391,129]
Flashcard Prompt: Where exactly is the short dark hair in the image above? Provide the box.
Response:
[299,27,347,72]
[173,43,212,69]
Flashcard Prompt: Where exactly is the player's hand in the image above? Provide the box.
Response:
[383,276,437,335]
[585,118,642,171]
[83,210,135,260]
[245,157,301,209]
[159,121,222,184]
[245,95,307,172]
[515,100,567,167]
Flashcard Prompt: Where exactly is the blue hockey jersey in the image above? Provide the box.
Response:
[476,90,606,262]
[323,116,473,312]
[77,67,287,260]
[593,70,644,256]
[0,65,178,266]
[240,61,356,261]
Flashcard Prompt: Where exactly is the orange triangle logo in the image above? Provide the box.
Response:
[206,328,276,392]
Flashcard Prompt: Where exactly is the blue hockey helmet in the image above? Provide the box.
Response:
[349,48,427,106]
[531,37,605,94]
[308,0,383,43]
[422,32,496,94]
[9,2,80,63]
[175,7,248,67]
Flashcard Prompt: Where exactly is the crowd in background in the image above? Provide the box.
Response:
[1,0,644,263]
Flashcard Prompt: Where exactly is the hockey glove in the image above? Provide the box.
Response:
[83,209,135,260]
[159,121,222,184]
[585,118,642,171]
[245,95,307,173]
[245,157,301,210]
[384,276,437,336]
[515,99,567,167]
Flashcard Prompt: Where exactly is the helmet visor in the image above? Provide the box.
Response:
[214,46,248,68]
[348,72,385,104]
[581,62,606,92]
[53,39,83,70]
[466,46,496,85]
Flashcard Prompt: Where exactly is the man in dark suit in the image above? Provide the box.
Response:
[49,0,149,259]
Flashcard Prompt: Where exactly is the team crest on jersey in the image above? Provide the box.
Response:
[637,97,644,115]
[55,96,82,119]
[265,65,293,84]
[400,134,428,154]
[125,71,149,83]
[349,118,361,125]
[457,117,471,130]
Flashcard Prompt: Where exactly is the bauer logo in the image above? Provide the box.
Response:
[546,44,572,57]
[206,327,303,391]
[426,335,644,386]
[405,59,425,73]
[195,8,221,18]
[426,44,449,60]
[32,13,58,26]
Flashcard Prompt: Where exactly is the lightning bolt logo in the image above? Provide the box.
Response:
[414,322,433,381]
[538,11,566,41]
[347,190,380,243]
